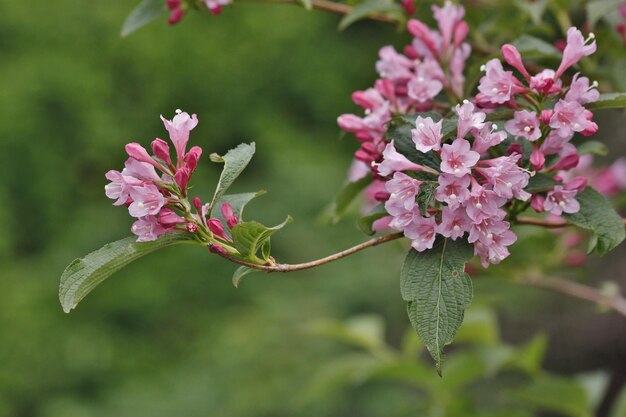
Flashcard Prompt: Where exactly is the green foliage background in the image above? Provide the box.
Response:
[1,1,625,416]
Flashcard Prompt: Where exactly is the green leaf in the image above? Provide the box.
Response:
[338,0,403,31]
[333,176,372,220]
[525,173,559,193]
[585,93,626,110]
[212,191,266,237]
[512,35,561,59]
[297,0,312,10]
[563,187,625,255]
[357,204,388,235]
[512,375,591,417]
[401,238,474,374]
[515,0,548,25]
[59,233,195,313]
[261,239,271,261]
[209,143,256,214]
[232,266,260,288]
[587,0,623,28]
[232,216,292,261]
[416,182,436,216]
[120,0,167,38]
[577,140,608,156]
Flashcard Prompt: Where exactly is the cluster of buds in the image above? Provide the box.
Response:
[380,102,529,267]
[337,1,470,178]
[477,27,599,216]
[166,0,231,25]
[104,110,239,256]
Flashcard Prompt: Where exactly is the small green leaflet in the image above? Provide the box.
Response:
[338,0,403,31]
[416,183,436,217]
[585,93,626,110]
[563,187,625,255]
[120,0,167,38]
[59,233,196,313]
[232,216,293,261]
[401,238,474,375]
[210,143,256,215]
[358,204,388,236]
[232,266,261,288]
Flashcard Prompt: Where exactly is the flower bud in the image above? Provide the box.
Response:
[174,167,190,190]
[151,138,172,166]
[184,146,202,173]
[501,44,530,80]
[193,197,202,213]
[453,21,469,47]
[401,0,416,15]
[221,203,238,229]
[125,143,160,169]
[539,109,553,125]
[186,222,198,233]
[565,176,587,192]
[158,208,185,226]
[507,143,522,156]
[208,218,229,240]
[531,194,545,212]
[530,148,545,170]
[208,243,228,255]
[168,7,184,25]
[374,191,391,202]
[550,152,580,171]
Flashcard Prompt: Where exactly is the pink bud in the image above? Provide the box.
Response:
[375,79,396,101]
[374,191,391,201]
[186,222,198,233]
[550,153,579,171]
[151,138,172,166]
[174,167,190,190]
[501,44,530,80]
[184,146,202,173]
[193,197,202,213]
[453,21,469,47]
[168,8,184,25]
[355,150,374,163]
[507,143,523,156]
[352,91,376,110]
[565,176,587,192]
[361,142,378,155]
[166,0,181,9]
[565,250,587,267]
[125,143,160,169]
[337,114,363,132]
[158,208,185,226]
[208,218,229,240]
[563,232,584,248]
[407,19,439,57]
[539,109,553,125]
[531,194,545,212]
[221,203,238,229]
[354,132,371,143]
[403,45,419,60]
[581,121,598,136]
[530,148,545,170]
[401,0,416,15]
[208,243,228,255]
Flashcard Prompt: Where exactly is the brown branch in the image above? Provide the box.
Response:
[519,275,626,318]
[216,232,404,272]
[516,217,626,229]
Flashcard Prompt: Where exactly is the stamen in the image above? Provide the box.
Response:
[453,225,461,231]
[449,194,457,200]
[476,203,483,209]
[175,109,182,114]
[480,65,486,72]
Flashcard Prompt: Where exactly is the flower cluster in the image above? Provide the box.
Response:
[104,110,238,253]
[166,0,231,25]
[337,1,470,178]
[381,102,528,267]
[476,27,599,216]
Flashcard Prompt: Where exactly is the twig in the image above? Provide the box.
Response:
[516,217,626,228]
[519,275,626,318]
[215,232,404,272]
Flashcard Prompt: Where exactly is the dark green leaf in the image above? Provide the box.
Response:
[577,140,608,156]
[512,35,561,59]
[212,191,266,238]
[232,216,292,261]
[59,233,195,313]
[232,266,260,288]
[209,143,256,214]
[357,204,388,235]
[338,0,403,31]
[334,176,372,220]
[563,187,625,255]
[120,0,167,38]
[416,183,436,216]
[585,93,626,110]
[525,173,559,193]
[401,238,474,374]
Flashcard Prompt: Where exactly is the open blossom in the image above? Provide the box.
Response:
[476,155,530,200]
[478,59,521,104]
[474,230,517,267]
[407,58,444,102]
[132,216,169,242]
[435,174,470,207]
[440,138,479,177]
[385,172,422,211]
[464,182,504,223]
[411,116,443,152]
[565,74,599,104]
[472,124,506,154]
[105,170,141,206]
[543,185,580,215]
[405,215,437,251]
[550,99,597,138]
[555,27,597,79]
[438,206,471,240]
[377,141,424,176]
[432,1,465,52]
[455,101,486,138]
[505,110,541,141]
[128,184,167,218]
[161,110,199,164]
[376,46,414,80]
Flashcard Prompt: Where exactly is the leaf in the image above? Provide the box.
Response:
[525,173,559,193]
[120,0,167,38]
[358,204,388,235]
[212,191,266,237]
[231,216,292,261]
[515,0,548,25]
[512,375,591,417]
[416,182,436,216]
[333,176,372,220]
[338,0,403,31]
[261,239,271,261]
[297,0,313,10]
[587,0,624,28]
[232,266,260,288]
[585,93,626,110]
[512,35,561,59]
[576,140,608,156]
[563,187,625,255]
[209,143,256,214]
[59,233,195,313]
[401,238,474,374]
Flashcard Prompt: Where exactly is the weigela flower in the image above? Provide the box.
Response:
[505,110,542,141]
[440,138,480,177]
[411,116,443,152]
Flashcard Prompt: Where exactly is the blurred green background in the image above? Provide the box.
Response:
[1,1,626,416]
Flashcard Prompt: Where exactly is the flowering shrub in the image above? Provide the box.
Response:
[64,0,626,373]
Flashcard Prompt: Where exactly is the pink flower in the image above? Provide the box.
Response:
[564,74,599,104]
[128,184,167,218]
[530,148,546,170]
[123,158,161,183]
[531,194,545,212]
[455,100,486,138]
[184,146,202,173]
[161,110,199,166]
[407,19,441,58]
[432,2,465,53]
[472,123,506,154]
[411,116,443,152]
[105,170,141,206]
[549,99,596,138]
[203,0,231,15]
[555,27,597,79]
[544,185,580,215]
[530,69,562,95]
[405,215,437,252]
[385,172,422,211]
[152,138,173,167]
[407,59,444,102]
[378,141,424,176]
[478,59,521,104]
[464,181,505,223]
[505,110,541,141]
[376,46,414,81]
[440,138,480,177]
[131,216,169,242]
[352,88,387,111]
[208,218,230,240]
[476,154,530,200]
[474,229,517,267]
[126,143,161,169]
[449,43,470,98]
[501,44,530,80]
[435,173,470,207]
[438,206,470,240]
[158,208,185,226]
[221,203,239,229]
